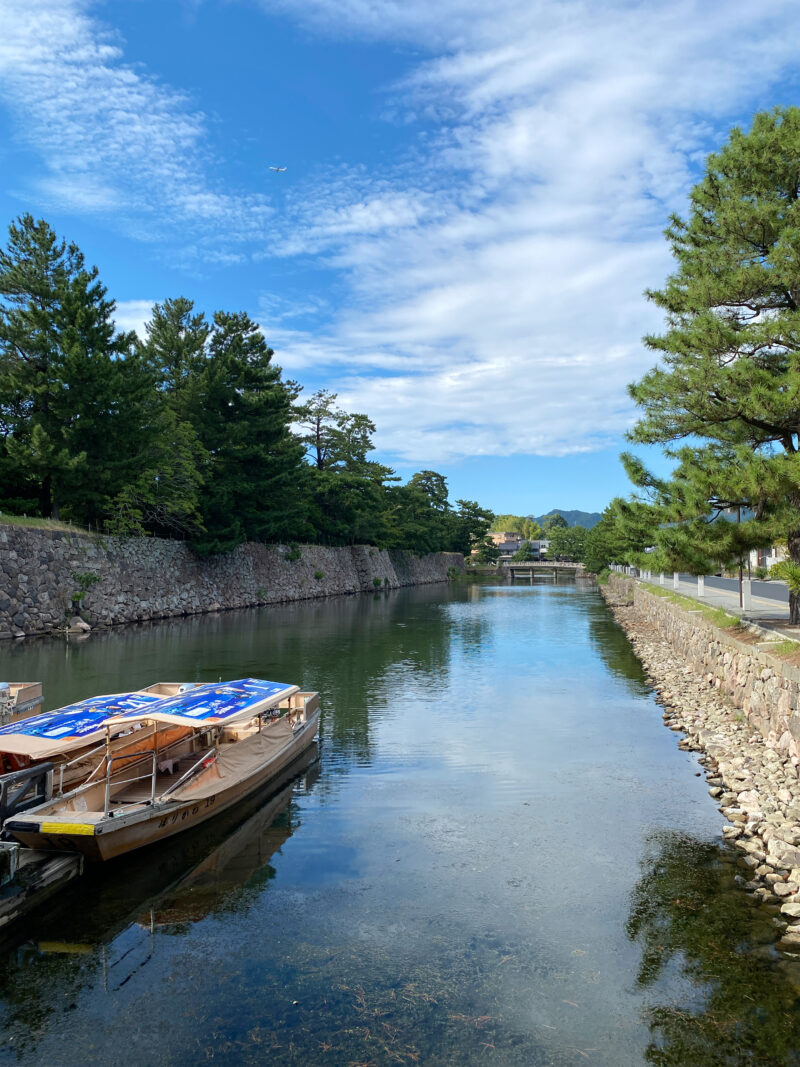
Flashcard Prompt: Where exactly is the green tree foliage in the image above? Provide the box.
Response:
[510,540,536,561]
[381,473,493,556]
[0,214,148,522]
[628,107,800,620]
[544,524,587,561]
[294,389,378,473]
[106,409,205,537]
[541,512,569,536]
[138,297,209,402]
[473,537,501,564]
[490,514,542,540]
[582,498,658,573]
[0,215,495,560]
[447,499,495,556]
[188,312,306,554]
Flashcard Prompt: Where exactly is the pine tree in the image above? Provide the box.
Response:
[628,108,800,621]
[138,297,210,414]
[188,311,305,554]
[0,214,142,521]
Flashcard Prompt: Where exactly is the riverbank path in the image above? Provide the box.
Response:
[639,572,800,638]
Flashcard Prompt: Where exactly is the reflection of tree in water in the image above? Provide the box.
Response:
[259,586,455,767]
[627,829,800,1065]
[585,599,651,694]
[7,583,456,772]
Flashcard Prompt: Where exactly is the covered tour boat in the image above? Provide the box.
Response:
[0,683,201,820]
[5,678,320,861]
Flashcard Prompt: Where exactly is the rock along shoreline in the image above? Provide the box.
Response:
[601,576,800,952]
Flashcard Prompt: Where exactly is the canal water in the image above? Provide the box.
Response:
[1,579,800,1065]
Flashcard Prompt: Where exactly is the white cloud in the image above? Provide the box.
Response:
[3,0,799,465]
[0,0,272,246]
[253,0,800,463]
[113,298,155,339]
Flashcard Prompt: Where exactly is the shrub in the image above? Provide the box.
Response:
[284,544,302,562]
[754,566,769,580]
[70,570,101,613]
[314,570,324,580]
[372,577,382,587]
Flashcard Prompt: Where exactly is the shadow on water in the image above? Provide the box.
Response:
[585,599,652,695]
[0,746,320,1057]
[2,585,455,772]
[627,829,800,1066]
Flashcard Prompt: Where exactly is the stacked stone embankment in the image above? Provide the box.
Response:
[603,574,800,950]
[0,524,463,639]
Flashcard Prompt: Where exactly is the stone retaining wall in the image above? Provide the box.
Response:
[0,525,463,638]
[607,574,800,758]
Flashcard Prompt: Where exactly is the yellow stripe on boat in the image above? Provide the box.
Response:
[39,822,95,836]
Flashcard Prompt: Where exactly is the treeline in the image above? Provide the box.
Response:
[0,215,493,557]
[583,107,800,623]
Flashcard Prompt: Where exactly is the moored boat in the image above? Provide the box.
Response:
[5,678,320,861]
[0,683,43,724]
[0,683,201,820]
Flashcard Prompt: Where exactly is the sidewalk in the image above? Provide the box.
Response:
[636,570,800,640]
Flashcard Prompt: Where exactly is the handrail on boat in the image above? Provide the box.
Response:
[57,740,108,796]
[160,746,217,799]
[104,750,158,815]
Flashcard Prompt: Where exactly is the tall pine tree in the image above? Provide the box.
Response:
[0,215,144,521]
[188,311,306,554]
[628,108,800,621]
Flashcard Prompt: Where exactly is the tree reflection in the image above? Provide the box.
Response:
[585,599,652,693]
[627,829,800,1065]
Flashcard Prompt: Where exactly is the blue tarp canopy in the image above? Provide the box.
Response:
[0,692,165,758]
[107,679,298,729]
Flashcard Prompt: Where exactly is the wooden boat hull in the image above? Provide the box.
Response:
[8,710,320,861]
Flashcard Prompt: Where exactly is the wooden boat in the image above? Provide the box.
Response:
[0,683,201,819]
[5,679,320,862]
[0,683,43,724]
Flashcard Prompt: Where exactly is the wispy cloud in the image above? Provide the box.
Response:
[0,0,271,247]
[255,0,800,463]
[3,0,799,467]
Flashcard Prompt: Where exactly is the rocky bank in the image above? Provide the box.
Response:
[0,524,463,639]
[602,574,800,951]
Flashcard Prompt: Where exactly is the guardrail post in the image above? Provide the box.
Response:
[697,575,704,597]
[742,578,752,610]
[673,571,679,589]
[659,572,665,585]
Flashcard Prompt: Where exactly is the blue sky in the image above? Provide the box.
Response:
[0,1,798,517]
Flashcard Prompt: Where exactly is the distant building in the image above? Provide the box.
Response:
[495,538,550,562]
[748,544,786,572]
[488,531,520,546]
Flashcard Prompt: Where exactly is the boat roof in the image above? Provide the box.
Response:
[106,679,299,729]
[0,692,166,759]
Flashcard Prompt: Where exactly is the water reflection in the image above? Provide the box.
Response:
[5,582,800,1063]
[627,829,800,1065]
[0,747,318,1056]
[585,600,651,693]
[3,585,455,773]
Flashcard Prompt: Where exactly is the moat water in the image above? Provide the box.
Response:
[1,579,800,1065]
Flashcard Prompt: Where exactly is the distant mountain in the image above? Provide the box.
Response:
[534,509,603,529]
